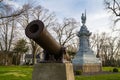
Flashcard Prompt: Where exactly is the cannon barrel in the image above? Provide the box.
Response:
[25,20,61,55]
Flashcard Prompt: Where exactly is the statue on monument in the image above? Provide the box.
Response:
[81,11,86,25]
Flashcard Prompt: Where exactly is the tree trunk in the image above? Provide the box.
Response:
[32,50,36,64]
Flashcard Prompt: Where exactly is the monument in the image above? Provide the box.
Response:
[72,12,102,73]
[25,20,74,80]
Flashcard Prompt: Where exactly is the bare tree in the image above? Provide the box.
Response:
[0,0,32,65]
[104,0,120,23]
[17,4,38,64]
[18,5,56,64]
[104,0,120,66]
[0,0,31,19]
[0,8,16,52]
[0,9,16,65]
[53,18,78,46]
[32,5,56,28]
[90,32,120,66]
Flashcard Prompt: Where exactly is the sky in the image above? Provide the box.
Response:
[3,0,113,34]
[39,0,112,33]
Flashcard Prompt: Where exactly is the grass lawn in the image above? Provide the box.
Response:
[102,67,120,72]
[76,67,120,80]
[0,66,32,80]
[76,73,120,80]
[0,66,120,80]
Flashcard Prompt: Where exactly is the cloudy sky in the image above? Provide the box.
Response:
[39,0,112,33]
[4,0,113,33]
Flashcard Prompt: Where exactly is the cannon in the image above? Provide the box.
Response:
[25,20,69,62]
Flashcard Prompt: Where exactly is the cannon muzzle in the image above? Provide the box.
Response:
[25,20,61,54]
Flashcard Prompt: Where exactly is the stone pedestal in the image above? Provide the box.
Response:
[73,63,102,73]
[32,63,75,80]
[82,64,102,73]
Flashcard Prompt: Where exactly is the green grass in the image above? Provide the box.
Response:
[76,67,120,80]
[102,67,120,72]
[0,66,120,80]
[0,66,32,80]
[76,73,120,80]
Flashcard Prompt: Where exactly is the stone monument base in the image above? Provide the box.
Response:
[32,63,75,80]
[73,63,102,73]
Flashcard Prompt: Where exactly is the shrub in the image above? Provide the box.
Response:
[75,70,82,75]
[113,68,119,72]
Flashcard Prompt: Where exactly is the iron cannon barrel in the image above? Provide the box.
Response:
[25,20,61,55]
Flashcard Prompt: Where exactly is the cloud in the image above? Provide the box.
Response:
[39,0,111,33]
[39,0,105,19]
[40,0,104,14]
[87,11,111,33]
[3,0,22,9]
